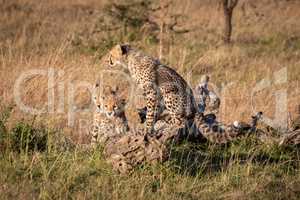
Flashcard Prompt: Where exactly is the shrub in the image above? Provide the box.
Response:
[10,122,48,153]
[70,0,161,55]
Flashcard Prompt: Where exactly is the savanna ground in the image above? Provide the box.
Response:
[0,0,300,199]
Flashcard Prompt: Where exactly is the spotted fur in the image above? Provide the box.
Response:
[91,84,129,145]
[195,112,263,144]
[106,44,196,135]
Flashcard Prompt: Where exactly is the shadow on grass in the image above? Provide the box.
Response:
[166,136,300,177]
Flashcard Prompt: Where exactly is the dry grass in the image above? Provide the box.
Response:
[1,0,300,129]
[0,0,300,199]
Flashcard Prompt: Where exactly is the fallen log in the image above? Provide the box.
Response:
[100,111,300,174]
[102,123,180,174]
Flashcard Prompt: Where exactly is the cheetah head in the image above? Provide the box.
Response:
[107,44,130,67]
[93,83,126,118]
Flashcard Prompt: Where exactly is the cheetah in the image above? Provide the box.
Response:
[106,44,197,135]
[195,112,263,144]
[91,83,129,145]
[195,75,220,114]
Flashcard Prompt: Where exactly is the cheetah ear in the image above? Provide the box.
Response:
[116,44,129,55]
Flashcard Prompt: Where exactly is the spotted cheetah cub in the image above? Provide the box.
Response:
[195,112,263,144]
[106,44,196,135]
[91,84,129,145]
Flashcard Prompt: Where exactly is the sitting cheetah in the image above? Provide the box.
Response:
[91,84,129,145]
[106,44,196,135]
[195,75,220,114]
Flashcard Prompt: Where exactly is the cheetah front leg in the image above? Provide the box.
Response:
[143,83,158,136]
[90,122,99,147]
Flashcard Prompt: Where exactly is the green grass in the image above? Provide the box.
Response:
[1,118,300,199]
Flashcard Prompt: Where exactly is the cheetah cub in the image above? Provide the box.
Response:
[106,44,196,135]
[91,83,129,145]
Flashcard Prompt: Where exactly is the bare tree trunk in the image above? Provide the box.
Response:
[222,0,239,44]
[223,6,233,43]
